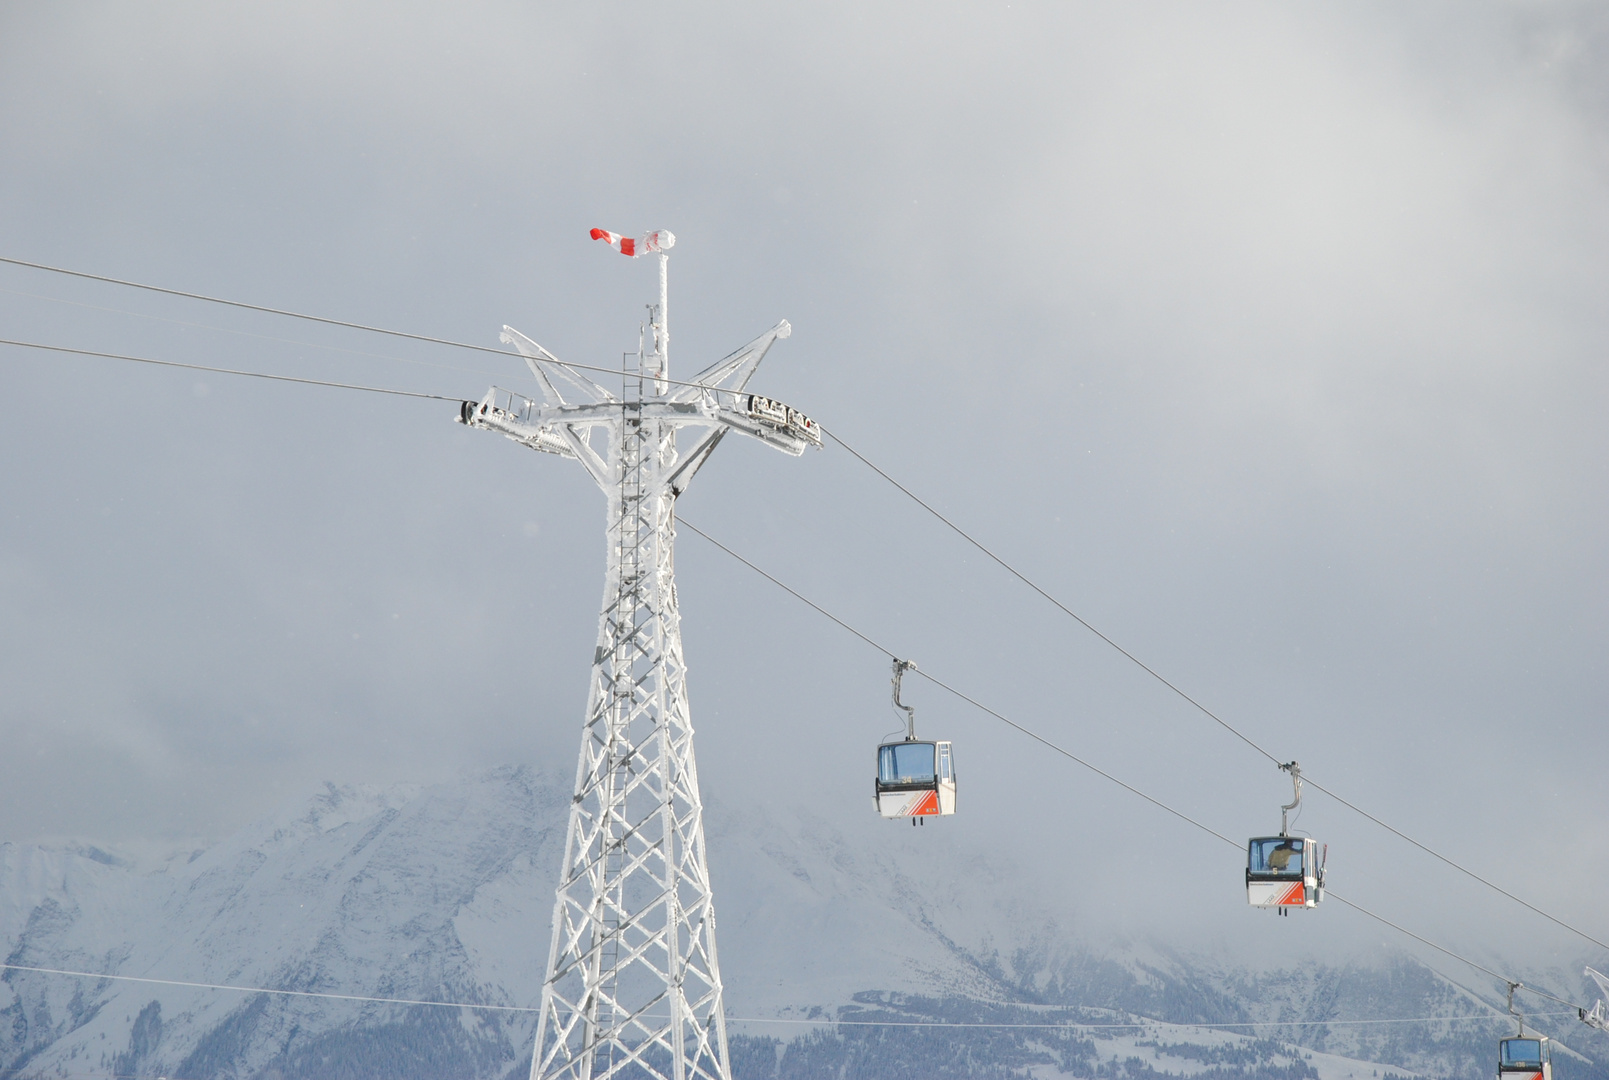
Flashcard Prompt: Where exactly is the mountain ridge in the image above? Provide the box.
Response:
[1,767,1602,1080]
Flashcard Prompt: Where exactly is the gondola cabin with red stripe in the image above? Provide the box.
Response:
[875,659,955,825]
[876,739,955,820]
[1246,836,1323,908]
[1498,1037,1550,1080]
[1247,761,1326,911]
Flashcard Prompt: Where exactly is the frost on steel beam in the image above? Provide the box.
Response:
[458,232,814,1080]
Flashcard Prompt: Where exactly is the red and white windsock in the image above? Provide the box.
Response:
[589,227,675,257]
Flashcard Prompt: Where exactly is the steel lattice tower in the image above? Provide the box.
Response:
[458,231,818,1080]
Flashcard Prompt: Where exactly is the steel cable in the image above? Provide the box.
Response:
[0,338,459,401]
[0,255,754,399]
[3,254,1601,1004]
[821,425,1282,768]
[677,519,1592,1019]
[3,331,1580,1019]
[0,282,524,382]
[0,962,1559,1035]
[820,425,1609,956]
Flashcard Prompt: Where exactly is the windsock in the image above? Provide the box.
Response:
[589,228,675,257]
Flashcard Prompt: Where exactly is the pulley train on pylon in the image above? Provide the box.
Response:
[1246,761,1326,912]
[874,659,956,825]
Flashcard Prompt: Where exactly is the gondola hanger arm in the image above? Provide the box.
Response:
[892,658,918,741]
[1279,760,1302,837]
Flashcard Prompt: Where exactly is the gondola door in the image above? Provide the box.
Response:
[936,741,956,815]
[876,740,941,818]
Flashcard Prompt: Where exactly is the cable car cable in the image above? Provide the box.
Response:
[0,282,526,383]
[821,424,1280,769]
[679,518,1238,845]
[678,518,1594,1019]
[0,961,537,1013]
[820,424,1609,955]
[0,255,756,401]
[0,258,1582,925]
[0,962,1570,1032]
[11,262,1568,932]
[1322,892,1513,986]
[0,502,1589,1026]
[11,322,1604,976]
[732,1012,1580,1030]
[0,338,461,401]
[1302,779,1609,954]
[5,262,1599,1031]
[4,261,1600,989]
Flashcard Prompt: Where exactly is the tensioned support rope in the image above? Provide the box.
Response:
[1322,895,1584,1013]
[677,519,1236,846]
[6,254,1601,972]
[732,1012,1575,1030]
[676,519,1591,1019]
[819,425,1282,768]
[0,964,1567,1031]
[820,425,1609,956]
[0,338,458,401]
[1305,777,1609,954]
[0,255,750,399]
[0,962,535,1012]
[0,282,522,383]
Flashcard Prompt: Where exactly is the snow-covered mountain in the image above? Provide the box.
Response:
[1,767,1603,1080]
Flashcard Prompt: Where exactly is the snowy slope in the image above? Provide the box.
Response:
[0,771,552,1079]
[0,767,1603,1080]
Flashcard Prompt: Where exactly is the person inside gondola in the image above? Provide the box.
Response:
[1250,838,1303,876]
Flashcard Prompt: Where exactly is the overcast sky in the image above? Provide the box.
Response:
[1,2,1606,974]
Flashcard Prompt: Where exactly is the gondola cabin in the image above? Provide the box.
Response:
[1246,836,1325,908]
[1498,1038,1551,1080]
[875,739,955,820]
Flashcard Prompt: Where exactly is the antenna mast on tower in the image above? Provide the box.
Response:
[458,228,820,1080]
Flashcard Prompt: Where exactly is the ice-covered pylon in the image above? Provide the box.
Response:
[457,231,817,1080]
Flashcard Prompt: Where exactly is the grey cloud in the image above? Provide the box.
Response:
[0,0,1604,963]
